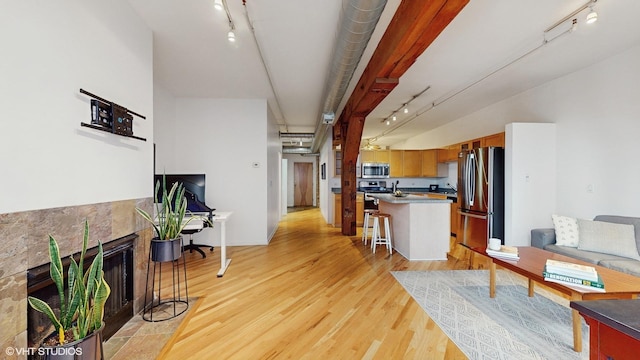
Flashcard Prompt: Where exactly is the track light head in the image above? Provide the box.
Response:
[586,7,598,24]
[214,0,223,11]
[228,30,236,42]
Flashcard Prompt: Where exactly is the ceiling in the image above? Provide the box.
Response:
[127,0,640,152]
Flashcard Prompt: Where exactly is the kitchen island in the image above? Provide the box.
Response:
[368,194,451,260]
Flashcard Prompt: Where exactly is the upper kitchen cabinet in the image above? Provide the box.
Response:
[421,149,438,177]
[482,132,505,147]
[437,145,459,163]
[334,150,342,176]
[459,138,482,151]
[389,150,403,177]
[402,150,422,177]
[360,149,389,163]
[437,132,505,163]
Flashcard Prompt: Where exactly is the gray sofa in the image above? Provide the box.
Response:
[531,215,640,277]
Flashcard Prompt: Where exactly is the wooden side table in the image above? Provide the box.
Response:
[571,299,640,359]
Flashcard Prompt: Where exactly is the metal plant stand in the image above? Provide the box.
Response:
[142,238,189,321]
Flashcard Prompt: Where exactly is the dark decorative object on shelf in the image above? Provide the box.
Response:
[80,88,146,141]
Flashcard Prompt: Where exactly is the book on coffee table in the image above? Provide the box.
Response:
[544,259,599,282]
[543,268,605,290]
[543,277,606,292]
[486,245,519,260]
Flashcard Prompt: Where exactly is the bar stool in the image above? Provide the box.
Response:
[362,209,379,245]
[370,213,392,254]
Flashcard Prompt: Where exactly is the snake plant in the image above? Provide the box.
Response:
[136,174,211,240]
[27,220,110,345]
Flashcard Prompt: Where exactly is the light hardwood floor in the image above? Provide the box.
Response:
[158,208,470,359]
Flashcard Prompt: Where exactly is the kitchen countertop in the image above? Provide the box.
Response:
[367,193,452,204]
[331,187,457,198]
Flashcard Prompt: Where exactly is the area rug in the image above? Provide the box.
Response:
[391,270,589,360]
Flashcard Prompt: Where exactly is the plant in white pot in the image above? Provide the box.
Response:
[27,220,110,359]
[136,175,211,262]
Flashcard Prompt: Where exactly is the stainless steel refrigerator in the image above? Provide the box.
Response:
[457,147,505,249]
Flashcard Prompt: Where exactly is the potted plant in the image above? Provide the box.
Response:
[27,220,110,359]
[136,175,211,262]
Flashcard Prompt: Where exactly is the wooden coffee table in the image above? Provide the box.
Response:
[474,246,640,352]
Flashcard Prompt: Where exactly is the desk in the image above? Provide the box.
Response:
[211,211,232,277]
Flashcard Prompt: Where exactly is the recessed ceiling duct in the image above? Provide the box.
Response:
[311,0,388,152]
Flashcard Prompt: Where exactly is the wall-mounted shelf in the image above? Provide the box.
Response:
[80,88,146,141]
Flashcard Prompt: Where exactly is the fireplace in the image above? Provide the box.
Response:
[27,233,138,350]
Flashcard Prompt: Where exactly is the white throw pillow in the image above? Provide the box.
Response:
[552,214,579,247]
[577,219,640,260]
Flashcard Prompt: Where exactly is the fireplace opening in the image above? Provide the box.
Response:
[27,233,138,352]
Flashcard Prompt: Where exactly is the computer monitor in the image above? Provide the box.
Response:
[153,174,212,212]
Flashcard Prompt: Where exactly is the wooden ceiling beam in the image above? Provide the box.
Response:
[338,0,469,235]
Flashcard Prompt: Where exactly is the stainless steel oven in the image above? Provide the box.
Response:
[359,181,388,210]
[361,163,390,178]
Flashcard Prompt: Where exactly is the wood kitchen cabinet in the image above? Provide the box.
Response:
[334,150,342,176]
[403,150,422,177]
[437,145,460,163]
[450,200,458,237]
[437,132,504,164]
[459,138,482,151]
[389,150,403,177]
[356,193,364,226]
[359,150,374,163]
[360,149,389,163]
[482,132,505,147]
[334,194,341,226]
[333,193,363,227]
[421,149,438,177]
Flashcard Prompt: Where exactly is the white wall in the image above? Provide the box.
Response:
[266,105,281,241]
[402,44,640,241]
[153,84,177,172]
[0,1,154,214]
[505,123,556,246]
[154,96,280,246]
[319,135,333,223]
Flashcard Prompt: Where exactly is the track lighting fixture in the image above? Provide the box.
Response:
[217,0,237,43]
[379,86,430,126]
[586,7,598,24]
[570,18,578,33]
[544,0,599,36]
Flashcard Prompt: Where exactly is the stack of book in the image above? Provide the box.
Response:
[486,245,519,260]
[543,259,605,292]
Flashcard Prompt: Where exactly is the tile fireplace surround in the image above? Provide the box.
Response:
[0,198,154,358]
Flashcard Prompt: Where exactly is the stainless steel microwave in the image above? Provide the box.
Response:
[361,162,390,178]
